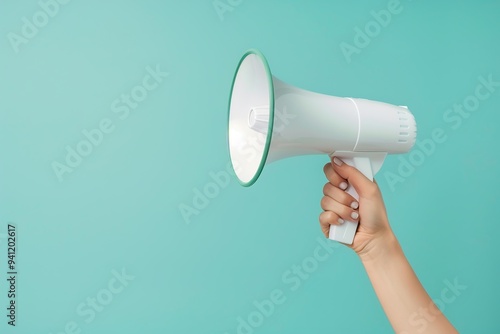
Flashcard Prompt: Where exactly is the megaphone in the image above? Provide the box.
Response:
[227,49,417,244]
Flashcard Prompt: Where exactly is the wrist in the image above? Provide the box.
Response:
[358,229,401,265]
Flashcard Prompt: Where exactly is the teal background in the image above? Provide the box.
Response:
[1,0,499,333]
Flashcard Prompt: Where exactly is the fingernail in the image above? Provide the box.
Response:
[337,218,345,224]
[350,202,359,209]
[339,182,348,190]
[351,212,359,220]
[333,157,343,166]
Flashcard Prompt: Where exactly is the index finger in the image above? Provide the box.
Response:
[323,162,348,191]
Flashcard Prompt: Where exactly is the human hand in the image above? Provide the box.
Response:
[319,156,395,259]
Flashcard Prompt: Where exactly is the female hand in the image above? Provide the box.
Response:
[319,156,394,258]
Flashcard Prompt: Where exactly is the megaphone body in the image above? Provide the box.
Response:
[228,49,416,244]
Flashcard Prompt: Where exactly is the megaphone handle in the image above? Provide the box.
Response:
[327,154,375,245]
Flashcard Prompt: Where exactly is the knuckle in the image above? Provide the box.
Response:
[323,211,333,221]
[322,183,331,195]
[320,196,329,209]
[319,212,328,224]
[320,211,335,225]
[323,163,331,174]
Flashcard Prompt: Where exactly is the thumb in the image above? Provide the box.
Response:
[330,156,377,198]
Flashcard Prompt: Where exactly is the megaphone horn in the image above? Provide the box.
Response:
[227,49,417,244]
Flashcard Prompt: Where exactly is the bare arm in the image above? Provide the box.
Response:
[360,232,456,333]
[320,157,457,333]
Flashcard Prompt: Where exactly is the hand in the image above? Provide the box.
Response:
[319,156,394,258]
[320,157,457,333]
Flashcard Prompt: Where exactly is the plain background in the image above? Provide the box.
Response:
[1,0,499,333]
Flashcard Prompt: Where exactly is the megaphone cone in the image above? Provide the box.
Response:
[227,49,416,244]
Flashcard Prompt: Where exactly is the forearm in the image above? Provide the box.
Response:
[359,232,457,334]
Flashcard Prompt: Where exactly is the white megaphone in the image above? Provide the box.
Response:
[227,49,417,244]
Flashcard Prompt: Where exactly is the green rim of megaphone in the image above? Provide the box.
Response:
[227,49,275,187]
